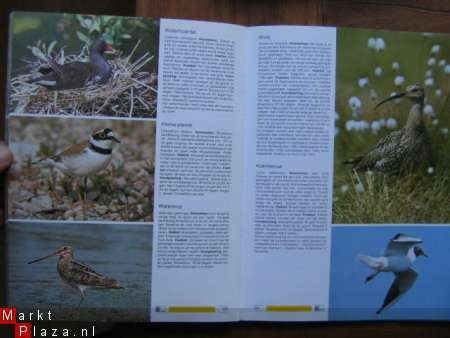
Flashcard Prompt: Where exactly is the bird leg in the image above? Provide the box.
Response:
[77,289,85,309]
[365,271,380,283]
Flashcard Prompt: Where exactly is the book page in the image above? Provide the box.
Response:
[150,19,247,322]
[241,26,337,321]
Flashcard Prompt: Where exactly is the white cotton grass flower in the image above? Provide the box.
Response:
[386,118,398,129]
[441,127,449,136]
[392,61,400,70]
[355,182,365,193]
[435,88,442,97]
[432,119,439,126]
[367,37,376,50]
[427,166,435,175]
[374,66,383,77]
[371,120,382,134]
[394,75,405,86]
[425,69,433,77]
[375,37,386,51]
[341,184,349,193]
[423,104,434,116]
[369,89,378,100]
[445,65,450,74]
[358,77,369,88]
[335,111,340,120]
[348,96,362,111]
[345,120,370,132]
[431,45,441,54]
[424,77,434,87]
[439,59,447,67]
[428,57,436,66]
[378,118,386,127]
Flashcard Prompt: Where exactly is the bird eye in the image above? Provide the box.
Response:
[99,132,106,138]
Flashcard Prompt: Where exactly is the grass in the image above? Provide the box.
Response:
[333,170,450,224]
[334,28,450,224]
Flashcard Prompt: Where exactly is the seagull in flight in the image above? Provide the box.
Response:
[357,233,428,314]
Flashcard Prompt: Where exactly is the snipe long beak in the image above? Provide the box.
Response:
[28,251,58,264]
[375,92,406,109]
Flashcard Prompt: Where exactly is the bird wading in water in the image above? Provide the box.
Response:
[28,245,124,308]
[344,85,434,175]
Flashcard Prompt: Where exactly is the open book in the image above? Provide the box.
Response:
[5,12,450,323]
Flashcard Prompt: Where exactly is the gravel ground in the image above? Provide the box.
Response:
[8,116,155,222]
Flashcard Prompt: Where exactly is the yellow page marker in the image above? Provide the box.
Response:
[168,306,216,313]
[266,305,313,312]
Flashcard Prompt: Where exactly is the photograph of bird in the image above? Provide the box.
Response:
[28,245,124,308]
[37,127,120,215]
[344,84,434,175]
[357,233,428,314]
[29,39,116,90]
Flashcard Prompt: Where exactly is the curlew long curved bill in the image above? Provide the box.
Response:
[375,92,406,109]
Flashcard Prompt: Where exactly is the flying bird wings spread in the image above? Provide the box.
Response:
[377,268,418,314]
[384,233,423,257]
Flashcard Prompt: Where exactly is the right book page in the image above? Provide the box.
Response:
[240,25,336,321]
[242,25,450,321]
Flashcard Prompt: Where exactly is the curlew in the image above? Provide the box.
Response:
[28,245,124,308]
[344,84,434,175]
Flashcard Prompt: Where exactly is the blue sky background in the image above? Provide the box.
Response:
[329,225,450,320]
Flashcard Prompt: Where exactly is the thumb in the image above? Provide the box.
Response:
[0,143,13,172]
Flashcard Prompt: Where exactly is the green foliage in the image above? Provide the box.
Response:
[334,28,450,224]
[72,14,137,47]
[333,170,450,224]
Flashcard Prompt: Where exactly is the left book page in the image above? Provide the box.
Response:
[150,19,248,322]
[5,12,158,322]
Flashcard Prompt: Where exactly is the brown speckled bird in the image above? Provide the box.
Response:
[344,84,434,175]
[28,245,124,308]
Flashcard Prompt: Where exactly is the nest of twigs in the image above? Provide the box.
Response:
[9,40,157,118]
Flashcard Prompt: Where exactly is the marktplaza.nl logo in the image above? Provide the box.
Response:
[0,308,96,338]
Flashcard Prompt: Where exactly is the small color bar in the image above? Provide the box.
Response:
[168,306,216,313]
[266,305,313,312]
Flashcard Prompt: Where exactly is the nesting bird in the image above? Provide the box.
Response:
[344,85,434,175]
[357,233,427,314]
[30,39,115,90]
[28,245,124,308]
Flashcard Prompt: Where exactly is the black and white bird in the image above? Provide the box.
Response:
[41,127,120,178]
[38,128,120,215]
[357,233,427,314]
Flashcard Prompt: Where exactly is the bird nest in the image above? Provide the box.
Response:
[9,41,157,119]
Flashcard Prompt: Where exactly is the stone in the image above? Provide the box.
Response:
[28,195,52,213]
